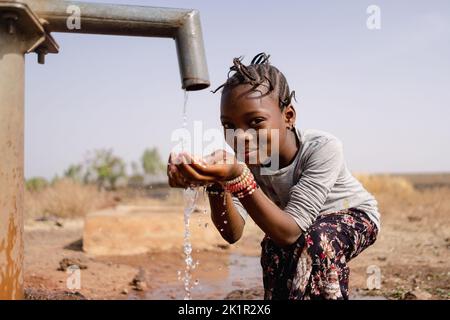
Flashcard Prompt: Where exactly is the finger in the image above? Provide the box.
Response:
[169,151,185,165]
[178,153,220,179]
[167,158,179,187]
[203,149,227,165]
[172,170,189,188]
[168,152,178,165]
[168,163,189,188]
[177,152,207,166]
[167,155,175,174]
[184,161,230,179]
[177,162,216,183]
[168,161,181,181]
[179,152,209,169]
[205,149,238,166]
[182,151,237,179]
[167,153,174,177]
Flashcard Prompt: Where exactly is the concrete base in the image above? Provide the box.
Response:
[83,205,226,256]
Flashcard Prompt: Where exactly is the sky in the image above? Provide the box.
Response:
[24,0,450,179]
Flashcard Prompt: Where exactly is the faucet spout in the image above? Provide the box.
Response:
[23,0,210,90]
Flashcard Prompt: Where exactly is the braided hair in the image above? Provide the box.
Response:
[212,53,296,110]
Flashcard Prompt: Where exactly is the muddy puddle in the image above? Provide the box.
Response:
[125,253,263,300]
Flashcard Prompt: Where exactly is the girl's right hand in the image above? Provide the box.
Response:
[167,150,241,188]
[167,152,190,188]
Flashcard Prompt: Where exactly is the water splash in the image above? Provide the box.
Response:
[179,89,204,300]
[181,187,199,299]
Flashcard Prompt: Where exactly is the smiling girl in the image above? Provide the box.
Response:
[167,53,380,300]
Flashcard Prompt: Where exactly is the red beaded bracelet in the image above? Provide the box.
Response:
[223,164,258,198]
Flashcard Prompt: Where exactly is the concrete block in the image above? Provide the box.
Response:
[83,205,225,256]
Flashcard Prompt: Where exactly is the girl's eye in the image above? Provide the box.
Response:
[222,123,235,129]
[250,118,265,127]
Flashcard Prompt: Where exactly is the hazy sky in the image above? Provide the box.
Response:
[24,0,450,179]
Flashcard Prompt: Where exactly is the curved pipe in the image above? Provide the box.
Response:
[23,0,210,91]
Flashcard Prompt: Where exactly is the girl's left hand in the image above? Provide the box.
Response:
[174,150,243,187]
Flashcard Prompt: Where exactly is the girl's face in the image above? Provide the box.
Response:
[220,84,296,166]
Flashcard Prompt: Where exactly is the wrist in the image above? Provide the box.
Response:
[225,163,245,181]
[222,164,259,199]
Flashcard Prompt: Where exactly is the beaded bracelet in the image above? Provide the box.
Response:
[223,165,249,186]
[223,164,258,199]
[205,164,258,199]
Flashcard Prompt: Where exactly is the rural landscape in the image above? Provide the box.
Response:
[22,148,450,300]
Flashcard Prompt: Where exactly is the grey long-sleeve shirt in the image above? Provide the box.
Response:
[232,128,380,232]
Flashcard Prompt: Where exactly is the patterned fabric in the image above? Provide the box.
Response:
[260,208,378,300]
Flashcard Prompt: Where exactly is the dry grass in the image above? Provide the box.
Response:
[25,179,116,220]
[355,174,416,198]
[355,173,450,221]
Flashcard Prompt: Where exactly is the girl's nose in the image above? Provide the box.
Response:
[234,129,258,150]
[235,128,255,141]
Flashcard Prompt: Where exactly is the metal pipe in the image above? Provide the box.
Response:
[23,0,210,90]
[0,0,210,299]
[0,23,25,300]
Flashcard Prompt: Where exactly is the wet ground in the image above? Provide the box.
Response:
[141,254,263,300]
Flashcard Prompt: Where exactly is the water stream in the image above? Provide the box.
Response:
[178,90,201,300]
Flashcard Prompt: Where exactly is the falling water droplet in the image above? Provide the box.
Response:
[182,90,189,130]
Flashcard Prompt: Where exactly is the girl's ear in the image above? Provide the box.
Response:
[283,105,296,130]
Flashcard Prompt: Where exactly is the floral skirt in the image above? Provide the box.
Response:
[260,208,378,300]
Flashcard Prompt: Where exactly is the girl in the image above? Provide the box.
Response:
[167,53,380,300]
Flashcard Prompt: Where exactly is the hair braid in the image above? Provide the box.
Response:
[212,53,296,110]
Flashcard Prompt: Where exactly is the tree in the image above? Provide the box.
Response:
[85,149,126,190]
[64,164,84,183]
[141,147,165,176]
[26,177,49,192]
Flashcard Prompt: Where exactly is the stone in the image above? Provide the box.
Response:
[57,258,88,271]
[83,205,225,256]
[404,288,433,300]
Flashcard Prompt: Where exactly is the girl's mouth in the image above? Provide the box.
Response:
[243,149,259,165]
[244,148,258,156]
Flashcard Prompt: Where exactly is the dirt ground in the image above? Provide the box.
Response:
[23,180,449,300]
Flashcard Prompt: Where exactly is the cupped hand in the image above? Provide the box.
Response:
[167,150,243,188]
